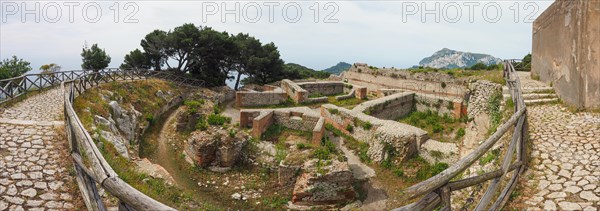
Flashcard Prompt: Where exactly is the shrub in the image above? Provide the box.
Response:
[145,114,154,124]
[431,162,449,175]
[362,121,373,130]
[456,128,466,139]
[345,124,354,132]
[296,143,312,150]
[207,114,231,125]
[328,108,339,115]
[381,159,393,169]
[393,168,404,177]
[432,124,443,133]
[195,118,208,131]
[441,82,447,89]
[313,148,331,160]
[229,129,236,138]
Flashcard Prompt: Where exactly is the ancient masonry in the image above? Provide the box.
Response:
[0,88,78,210]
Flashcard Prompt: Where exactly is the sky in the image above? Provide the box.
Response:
[0,1,554,73]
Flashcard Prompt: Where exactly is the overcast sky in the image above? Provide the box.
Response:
[0,1,553,72]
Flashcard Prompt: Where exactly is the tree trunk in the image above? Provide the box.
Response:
[234,71,242,90]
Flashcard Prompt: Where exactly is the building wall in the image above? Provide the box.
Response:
[532,0,600,108]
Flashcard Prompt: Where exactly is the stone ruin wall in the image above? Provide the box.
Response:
[353,92,414,120]
[342,65,468,98]
[532,0,600,108]
[415,93,465,118]
[235,89,287,107]
[281,79,308,103]
[240,108,325,145]
[467,80,502,119]
[237,80,367,107]
[297,81,345,96]
[320,104,428,162]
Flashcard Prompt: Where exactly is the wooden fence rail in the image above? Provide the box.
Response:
[393,60,528,211]
[59,69,205,211]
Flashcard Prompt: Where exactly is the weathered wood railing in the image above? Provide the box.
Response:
[59,69,204,211]
[1,69,205,104]
[394,60,528,211]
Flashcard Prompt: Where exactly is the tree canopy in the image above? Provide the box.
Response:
[81,43,111,71]
[133,23,330,87]
[39,63,61,74]
[120,49,150,69]
[141,30,169,71]
[0,56,32,80]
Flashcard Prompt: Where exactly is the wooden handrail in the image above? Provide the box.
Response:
[59,69,205,211]
[394,60,528,210]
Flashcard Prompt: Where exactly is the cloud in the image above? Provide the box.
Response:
[0,0,553,72]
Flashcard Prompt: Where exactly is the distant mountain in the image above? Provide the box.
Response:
[419,48,502,69]
[323,62,352,75]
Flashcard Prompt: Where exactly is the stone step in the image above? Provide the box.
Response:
[504,93,558,100]
[524,98,559,105]
[503,86,555,94]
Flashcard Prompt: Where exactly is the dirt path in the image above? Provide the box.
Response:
[222,101,240,124]
[146,107,199,191]
[330,135,388,210]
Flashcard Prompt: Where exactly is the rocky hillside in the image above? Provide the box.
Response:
[419,48,502,69]
[323,62,352,75]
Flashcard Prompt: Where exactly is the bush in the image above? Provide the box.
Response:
[381,159,393,169]
[393,168,404,177]
[195,118,208,131]
[441,82,447,89]
[296,143,312,150]
[362,121,373,130]
[207,114,231,125]
[456,128,466,139]
[345,124,354,132]
[328,108,339,115]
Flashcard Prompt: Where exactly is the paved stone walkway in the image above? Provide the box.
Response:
[522,104,600,210]
[0,88,78,210]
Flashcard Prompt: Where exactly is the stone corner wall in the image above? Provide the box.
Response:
[532,0,600,108]
[466,80,502,119]
[241,107,322,143]
[320,104,426,163]
[281,79,308,103]
[414,93,465,118]
[352,92,415,120]
[235,89,287,107]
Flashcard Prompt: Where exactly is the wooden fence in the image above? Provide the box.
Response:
[59,69,203,211]
[393,60,528,210]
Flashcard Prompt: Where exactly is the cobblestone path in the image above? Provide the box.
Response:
[521,105,600,210]
[1,88,79,210]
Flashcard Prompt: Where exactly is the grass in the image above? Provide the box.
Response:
[398,110,467,143]
[325,123,370,163]
[96,135,198,209]
[206,113,231,125]
[73,79,180,129]
[479,148,501,165]
[487,91,503,134]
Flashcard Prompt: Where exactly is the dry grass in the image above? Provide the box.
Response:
[53,125,86,210]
